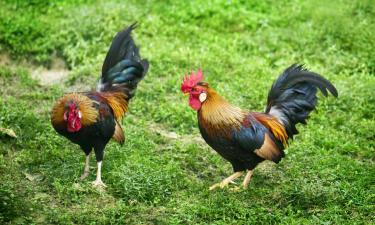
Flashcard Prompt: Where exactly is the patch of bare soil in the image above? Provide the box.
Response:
[30,56,69,86]
[0,52,70,86]
[0,52,12,66]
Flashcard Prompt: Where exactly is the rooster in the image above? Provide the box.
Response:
[181,65,337,190]
[51,24,148,187]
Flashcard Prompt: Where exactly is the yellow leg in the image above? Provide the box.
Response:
[209,171,244,191]
[242,170,253,188]
[80,153,91,180]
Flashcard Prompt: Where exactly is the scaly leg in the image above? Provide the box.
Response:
[80,153,91,180]
[209,171,244,191]
[92,161,107,187]
[242,170,253,188]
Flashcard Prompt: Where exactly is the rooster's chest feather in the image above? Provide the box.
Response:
[197,103,245,139]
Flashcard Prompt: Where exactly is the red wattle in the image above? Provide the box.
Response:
[189,95,201,110]
[67,118,82,132]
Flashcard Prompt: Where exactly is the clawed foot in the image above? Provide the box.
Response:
[209,171,252,191]
[92,179,107,188]
[229,186,242,192]
[209,181,250,191]
[209,182,222,191]
[209,180,236,190]
[80,172,89,180]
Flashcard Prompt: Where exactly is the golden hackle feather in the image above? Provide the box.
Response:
[99,92,129,120]
[252,113,288,146]
[51,93,98,126]
[199,88,246,138]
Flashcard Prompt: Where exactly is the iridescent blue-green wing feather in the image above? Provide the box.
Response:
[97,23,149,100]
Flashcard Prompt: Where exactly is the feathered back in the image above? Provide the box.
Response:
[97,23,149,100]
[265,64,338,138]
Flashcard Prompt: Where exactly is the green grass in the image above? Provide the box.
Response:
[1,0,374,224]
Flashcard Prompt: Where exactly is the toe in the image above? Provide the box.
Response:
[229,186,241,192]
[209,183,220,191]
[92,180,107,188]
[219,180,229,189]
[80,173,89,180]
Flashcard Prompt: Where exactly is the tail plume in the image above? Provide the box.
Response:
[97,23,149,100]
[265,64,337,138]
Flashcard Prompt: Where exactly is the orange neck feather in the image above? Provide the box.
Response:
[51,93,98,126]
[199,88,246,137]
[99,92,128,120]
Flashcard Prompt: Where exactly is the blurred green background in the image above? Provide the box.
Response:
[0,0,374,224]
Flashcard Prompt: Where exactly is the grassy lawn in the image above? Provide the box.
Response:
[1,0,374,224]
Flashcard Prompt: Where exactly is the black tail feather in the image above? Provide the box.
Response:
[265,64,337,138]
[98,23,149,100]
[102,22,139,75]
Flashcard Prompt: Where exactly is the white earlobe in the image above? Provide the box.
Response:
[78,111,82,119]
[63,112,68,121]
[199,92,207,102]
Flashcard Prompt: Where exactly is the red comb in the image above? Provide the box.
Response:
[181,69,204,93]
